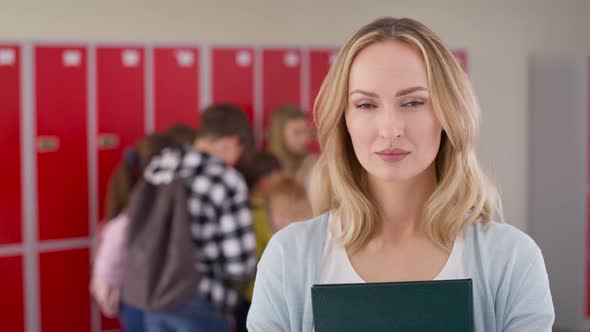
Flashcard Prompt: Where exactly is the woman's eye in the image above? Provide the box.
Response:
[355,103,376,110]
[402,100,425,108]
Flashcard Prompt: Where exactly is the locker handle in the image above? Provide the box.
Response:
[37,136,60,153]
[98,133,120,150]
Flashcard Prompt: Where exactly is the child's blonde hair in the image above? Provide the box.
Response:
[267,176,312,230]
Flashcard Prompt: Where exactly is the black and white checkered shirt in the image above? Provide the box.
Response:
[144,145,256,313]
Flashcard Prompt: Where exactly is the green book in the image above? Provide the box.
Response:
[312,279,473,332]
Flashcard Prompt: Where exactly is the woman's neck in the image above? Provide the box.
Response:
[368,164,438,242]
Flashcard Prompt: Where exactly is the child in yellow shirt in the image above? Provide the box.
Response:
[235,151,283,331]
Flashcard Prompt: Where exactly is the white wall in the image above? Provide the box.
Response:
[2,0,590,231]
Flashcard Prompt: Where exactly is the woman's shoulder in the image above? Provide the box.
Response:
[465,221,540,256]
[464,221,554,329]
[464,221,545,282]
[256,212,330,288]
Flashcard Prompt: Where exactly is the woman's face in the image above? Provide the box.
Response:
[284,118,311,157]
[345,39,442,183]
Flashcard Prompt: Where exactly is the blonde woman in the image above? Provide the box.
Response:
[268,106,317,188]
[248,17,554,332]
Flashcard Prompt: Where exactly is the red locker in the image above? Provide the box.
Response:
[211,47,255,122]
[0,255,25,332]
[96,46,145,330]
[309,49,337,116]
[97,46,145,222]
[308,49,338,154]
[263,48,302,133]
[452,49,468,72]
[40,249,90,332]
[154,47,200,132]
[35,46,88,240]
[0,45,22,244]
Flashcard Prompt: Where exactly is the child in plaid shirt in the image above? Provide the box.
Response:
[142,104,257,332]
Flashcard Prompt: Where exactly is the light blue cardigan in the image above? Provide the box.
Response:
[247,212,554,331]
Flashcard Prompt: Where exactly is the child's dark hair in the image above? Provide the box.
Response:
[103,133,171,221]
[164,123,197,146]
[237,151,283,189]
[197,104,254,151]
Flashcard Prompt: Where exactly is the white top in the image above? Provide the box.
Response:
[320,214,465,284]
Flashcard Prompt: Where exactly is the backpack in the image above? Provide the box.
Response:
[121,177,200,311]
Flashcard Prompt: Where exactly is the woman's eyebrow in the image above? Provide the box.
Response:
[349,87,428,98]
[395,86,428,97]
[349,89,379,98]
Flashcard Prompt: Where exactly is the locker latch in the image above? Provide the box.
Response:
[98,134,120,150]
[37,136,60,153]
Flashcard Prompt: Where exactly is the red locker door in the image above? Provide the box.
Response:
[97,47,145,221]
[452,49,468,73]
[309,49,337,116]
[96,46,145,330]
[309,49,338,154]
[40,249,90,332]
[211,47,255,122]
[35,46,88,240]
[263,48,303,135]
[0,45,22,244]
[154,47,200,131]
[0,256,25,332]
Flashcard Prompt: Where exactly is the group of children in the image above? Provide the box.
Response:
[90,104,315,332]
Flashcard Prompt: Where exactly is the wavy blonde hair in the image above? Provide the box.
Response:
[311,17,502,253]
